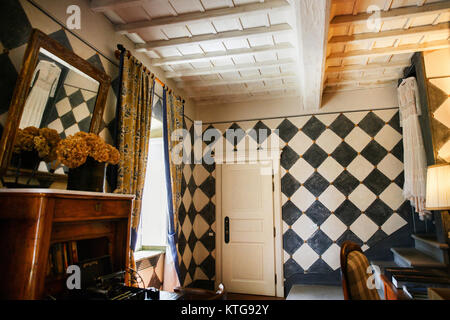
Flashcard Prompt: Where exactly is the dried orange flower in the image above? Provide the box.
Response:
[13,127,61,162]
[56,135,89,168]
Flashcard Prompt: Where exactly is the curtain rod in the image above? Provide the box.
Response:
[115,44,185,104]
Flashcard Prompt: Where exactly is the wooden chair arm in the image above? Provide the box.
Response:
[380,274,411,300]
[173,287,215,297]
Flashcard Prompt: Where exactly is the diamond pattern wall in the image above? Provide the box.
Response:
[184,108,415,291]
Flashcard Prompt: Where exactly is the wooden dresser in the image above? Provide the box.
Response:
[0,189,134,300]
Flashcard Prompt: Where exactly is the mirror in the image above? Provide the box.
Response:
[0,29,111,187]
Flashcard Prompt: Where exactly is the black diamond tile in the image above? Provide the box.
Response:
[249,120,271,144]
[187,176,196,195]
[148,271,163,289]
[153,99,163,122]
[187,203,197,225]
[224,123,245,146]
[87,54,105,73]
[200,254,215,279]
[281,173,301,198]
[111,76,120,98]
[283,229,303,255]
[187,232,197,252]
[335,200,361,226]
[284,258,304,278]
[61,111,76,129]
[281,145,300,170]
[305,201,331,226]
[336,229,363,247]
[282,200,301,226]
[303,172,329,198]
[397,200,412,221]
[199,202,215,226]
[203,162,215,174]
[390,140,404,162]
[331,142,357,168]
[302,144,328,169]
[199,231,215,252]
[178,202,187,226]
[177,231,187,256]
[308,259,334,273]
[302,116,326,141]
[358,112,385,137]
[203,125,221,147]
[394,171,404,189]
[199,176,215,198]
[366,229,388,248]
[78,117,91,133]
[0,0,32,49]
[178,261,187,286]
[329,114,355,139]
[307,229,333,255]
[180,173,187,197]
[333,170,359,196]
[68,89,84,107]
[188,259,196,279]
[276,119,298,143]
[388,111,402,134]
[361,140,388,165]
[86,97,97,113]
[48,29,73,51]
[365,199,393,226]
[363,169,391,196]
[0,53,18,114]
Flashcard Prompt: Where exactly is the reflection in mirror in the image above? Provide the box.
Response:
[7,48,100,186]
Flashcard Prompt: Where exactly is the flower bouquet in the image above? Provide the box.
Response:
[56,132,120,192]
[10,126,61,186]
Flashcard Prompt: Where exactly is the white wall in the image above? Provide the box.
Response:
[194,86,398,123]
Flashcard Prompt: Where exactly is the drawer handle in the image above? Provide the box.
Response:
[95,203,102,212]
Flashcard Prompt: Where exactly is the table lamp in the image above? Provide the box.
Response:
[425,164,450,242]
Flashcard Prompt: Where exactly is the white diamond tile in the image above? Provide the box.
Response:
[72,102,90,122]
[193,242,209,265]
[291,187,316,212]
[55,97,72,117]
[377,153,404,180]
[349,184,377,211]
[65,124,79,136]
[374,125,402,151]
[361,244,369,252]
[292,244,319,270]
[289,116,310,129]
[321,215,347,241]
[316,113,340,126]
[284,249,290,263]
[289,131,313,156]
[193,164,209,186]
[182,185,192,207]
[289,158,315,184]
[347,155,375,181]
[345,127,372,152]
[381,213,407,235]
[433,98,450,129]
[316,129,342,154]
[194,267,209,280]
[292,214,318,240]
[317,157,344,182]
[345,111,368,124]
[373,109,398,122]
[193,215,210,239]
[182,245,192,266]
[181,218,193,239]
[318,186,346,212]
[48,118,64,133]
[350,214,379,242]
[183,164,192,180]
[321,243,341,270]
[193,188,209,211]
[379,183,405,211]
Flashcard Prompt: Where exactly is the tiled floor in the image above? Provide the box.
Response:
[286,285,344,300]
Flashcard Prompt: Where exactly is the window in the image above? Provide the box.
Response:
[136,117,168,251]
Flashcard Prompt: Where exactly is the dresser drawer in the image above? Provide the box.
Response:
[53,198,132,221]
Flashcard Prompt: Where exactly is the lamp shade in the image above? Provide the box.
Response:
[426,164,450,210]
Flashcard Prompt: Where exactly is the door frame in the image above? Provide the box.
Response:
[214,149,284,297]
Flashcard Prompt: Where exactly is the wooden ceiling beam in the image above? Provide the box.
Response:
[188,83,299,98]
[113,0,291,35]
[165,58,296,78]
[326,73,401,86]
[326,61,410,73]
[178,73,298,88]
[90,0,145,12]
[330,1,450,26]
[136,23,292,51]
[150,42,294,66]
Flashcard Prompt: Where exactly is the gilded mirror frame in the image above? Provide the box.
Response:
[0,29,111,178]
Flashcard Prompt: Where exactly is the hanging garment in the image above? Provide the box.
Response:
[20,60,61,129]
[397,77,431,220]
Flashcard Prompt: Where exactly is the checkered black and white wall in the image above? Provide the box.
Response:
[179,108,419,293]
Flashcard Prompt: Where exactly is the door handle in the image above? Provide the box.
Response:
[224,216,230,244]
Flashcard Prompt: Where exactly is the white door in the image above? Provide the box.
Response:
[221,161,275,296]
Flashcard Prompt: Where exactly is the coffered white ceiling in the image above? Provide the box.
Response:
[91,0,303,106]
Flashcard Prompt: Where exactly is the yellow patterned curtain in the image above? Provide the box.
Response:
[162,90,183,289]
[115,54,154,282]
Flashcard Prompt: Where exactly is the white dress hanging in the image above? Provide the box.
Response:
[397,77,431,220]
[19,60,61,129]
